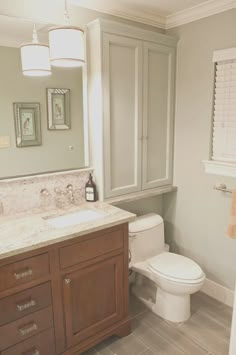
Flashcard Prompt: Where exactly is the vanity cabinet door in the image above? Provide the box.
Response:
[103,33,143,198]
[62,254,124,348]
[142,41,175,190]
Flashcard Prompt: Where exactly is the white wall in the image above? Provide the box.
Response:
[166,9,236,290]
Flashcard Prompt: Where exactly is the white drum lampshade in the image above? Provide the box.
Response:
[49,26,85,67]
[21,43,51,76]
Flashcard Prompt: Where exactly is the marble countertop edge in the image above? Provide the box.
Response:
[0,202,136,261]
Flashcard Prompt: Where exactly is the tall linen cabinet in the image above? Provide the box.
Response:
[87,19,177,201]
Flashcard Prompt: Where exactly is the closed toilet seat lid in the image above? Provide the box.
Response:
[148,252,204,282]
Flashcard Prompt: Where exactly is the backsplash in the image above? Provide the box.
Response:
[0,169,92,217]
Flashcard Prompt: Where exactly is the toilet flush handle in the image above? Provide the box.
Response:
[129,234,136,239]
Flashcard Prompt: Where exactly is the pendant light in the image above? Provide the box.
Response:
[21,25,51,77]
[49,0,85,67]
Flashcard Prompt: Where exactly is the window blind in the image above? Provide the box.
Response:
[212,58,236,162]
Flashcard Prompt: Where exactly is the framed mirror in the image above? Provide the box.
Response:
[0,15,88,179]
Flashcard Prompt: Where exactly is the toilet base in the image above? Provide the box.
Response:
[132,279,191,323]
[152,287,190,323]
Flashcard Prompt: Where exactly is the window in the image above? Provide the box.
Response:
[203,47,236,177]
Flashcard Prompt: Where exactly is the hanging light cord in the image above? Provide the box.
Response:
[32,24,39,44]
[64,0,70,25]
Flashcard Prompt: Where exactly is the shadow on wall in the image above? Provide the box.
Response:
[116,195,163,216]
[163,191,181,253]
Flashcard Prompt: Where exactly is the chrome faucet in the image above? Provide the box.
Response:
[54,184,75,205]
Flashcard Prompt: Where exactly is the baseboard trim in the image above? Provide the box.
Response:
[201,278,234,307]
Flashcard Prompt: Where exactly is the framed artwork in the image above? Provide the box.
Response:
[13,103,42,147]
[47,88,71,130]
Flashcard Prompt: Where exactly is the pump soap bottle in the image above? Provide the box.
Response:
[85,173,97,202]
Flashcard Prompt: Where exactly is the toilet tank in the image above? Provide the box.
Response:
[129,213,165,265]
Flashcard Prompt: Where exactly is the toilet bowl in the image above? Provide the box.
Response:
[129,214,205,323]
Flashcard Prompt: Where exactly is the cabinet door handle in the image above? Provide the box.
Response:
[14,267,33,280]
[22,347,40,355]
[17,299,36,312]
[19,322,38,336]
[64,278,71,285]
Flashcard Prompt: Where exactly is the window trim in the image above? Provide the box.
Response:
[203,160,236,178]
[204,47,236,177]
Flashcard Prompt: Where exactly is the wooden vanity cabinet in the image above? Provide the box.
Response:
[63,254,125,348]
[0,223,130,355]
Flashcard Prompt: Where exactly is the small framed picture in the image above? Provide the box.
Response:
[47,88,71,130]
[13,103,42,147]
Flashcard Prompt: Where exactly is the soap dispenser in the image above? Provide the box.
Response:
[85,173,97,202]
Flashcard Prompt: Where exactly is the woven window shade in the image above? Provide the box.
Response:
[212,59,236,162]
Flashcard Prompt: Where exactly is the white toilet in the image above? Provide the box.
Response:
[129,213,205,323]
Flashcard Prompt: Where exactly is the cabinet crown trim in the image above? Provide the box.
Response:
[86,18,178,47]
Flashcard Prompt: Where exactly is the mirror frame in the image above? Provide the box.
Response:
[0,19,90,180]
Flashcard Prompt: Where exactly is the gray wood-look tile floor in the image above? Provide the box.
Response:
[82,292,232,355]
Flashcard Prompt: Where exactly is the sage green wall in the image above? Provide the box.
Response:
[117,195,163,216]
[0,46,84,178]
[165,9,236,290]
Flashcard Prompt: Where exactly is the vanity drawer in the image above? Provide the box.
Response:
[0,306,53,351]
[0,282,52,327]
[0,253,49,293]
[1,328,55,355]
[60,228,124,269]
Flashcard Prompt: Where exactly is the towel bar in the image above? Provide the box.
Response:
[214,184,232,193]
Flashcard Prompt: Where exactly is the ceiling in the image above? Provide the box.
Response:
[0,15,52,47]
[72,0,207,17]
[70,0,236,28]
[0,0,235,47]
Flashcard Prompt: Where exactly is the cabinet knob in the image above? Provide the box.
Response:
[64,278,71,285]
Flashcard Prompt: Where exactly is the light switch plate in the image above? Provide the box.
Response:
[0,136,10,148]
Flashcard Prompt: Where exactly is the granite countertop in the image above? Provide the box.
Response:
[0,202,136,261]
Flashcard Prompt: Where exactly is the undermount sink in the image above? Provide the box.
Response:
[44,209,107,229]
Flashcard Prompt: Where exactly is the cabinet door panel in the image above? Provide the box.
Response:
[142,42,175,189]
[103,33,143,198]
[63,255,124,347]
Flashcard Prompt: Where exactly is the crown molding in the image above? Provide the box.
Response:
[166,0,236,29]
[70,0,166,29]
[104,9,166,29]
[71,0,236,30]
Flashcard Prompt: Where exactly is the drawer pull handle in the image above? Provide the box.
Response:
[19,322,38,336]
[22,347,40,355]
[17,299,36,312]
[64,278,71,285]
[14,268,33,280]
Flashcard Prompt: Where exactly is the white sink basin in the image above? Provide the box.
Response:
[45,209,106,229]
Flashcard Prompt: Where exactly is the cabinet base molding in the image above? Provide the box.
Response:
[106,185,177,205]
[63,317,131,355]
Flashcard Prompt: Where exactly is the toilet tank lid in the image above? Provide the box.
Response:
[129,213,163,233]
